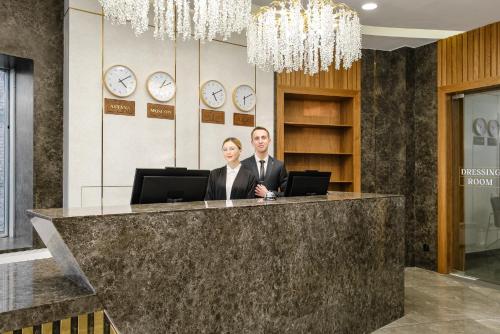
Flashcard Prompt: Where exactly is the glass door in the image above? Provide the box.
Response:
[453,88,500,284]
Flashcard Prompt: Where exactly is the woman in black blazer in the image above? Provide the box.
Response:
[205,137,257,201]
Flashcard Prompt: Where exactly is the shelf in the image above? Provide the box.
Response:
[284,121,352,128]
[284,150,353,155]
[330,180,353,183]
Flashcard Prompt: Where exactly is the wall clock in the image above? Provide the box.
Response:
[104,65,137,98]
[473,118,487,136]
[201,80,226,109]
[488,119,499,138]
[233,84,256,112]
[147,71,176,102]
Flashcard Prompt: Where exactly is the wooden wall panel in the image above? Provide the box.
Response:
[438,22,500,88]
[277,61,361,91]
[437,21,500,274]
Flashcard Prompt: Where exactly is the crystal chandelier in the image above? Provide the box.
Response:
[98,0,252,41]
[247,0,362,75]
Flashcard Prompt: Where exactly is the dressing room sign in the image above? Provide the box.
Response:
[460,168,500,187]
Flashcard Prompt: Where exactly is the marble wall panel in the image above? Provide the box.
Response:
[413,43,438,270]
[0,0,64,209]
[361,44,438,270]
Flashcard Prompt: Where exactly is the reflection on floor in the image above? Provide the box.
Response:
[466,249,500,284]
[373,267,500,333]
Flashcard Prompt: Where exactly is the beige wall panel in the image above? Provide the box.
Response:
[175,39,200,169]
[102,187,133,206]
[66,0,102,14]
[64,9,102,208]
[255,69,275,157]
[81,187,102,207]
[102,22,176,203]
[199,41,256,170]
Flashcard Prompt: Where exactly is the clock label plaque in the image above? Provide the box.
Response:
[233,113,255,127]
[104,98,135,116]
[201,109,225,124]
[473,136,485,145]
[147,103,175,120]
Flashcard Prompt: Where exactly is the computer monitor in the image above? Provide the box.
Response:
[284,171,331,197]
[130,168,210,204]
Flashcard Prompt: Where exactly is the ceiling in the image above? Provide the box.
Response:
[252,0,500,50]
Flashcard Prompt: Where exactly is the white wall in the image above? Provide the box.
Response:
[464,91,500,251]
[64,0,275,208]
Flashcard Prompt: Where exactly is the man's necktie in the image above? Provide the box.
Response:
[259,160,265,182]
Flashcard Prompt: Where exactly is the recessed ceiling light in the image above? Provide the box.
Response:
[362,3,378,10]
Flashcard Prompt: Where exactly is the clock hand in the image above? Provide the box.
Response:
[243,95,247,105]
[118,78,127,88]
[213,89,222,96]
[159,80,167,88]
[120,75,132,81]
[212,92,218,102]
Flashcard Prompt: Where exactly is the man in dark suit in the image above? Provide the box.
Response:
[241,126,288,197]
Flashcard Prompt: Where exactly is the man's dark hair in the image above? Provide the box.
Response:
[251,126,270,139]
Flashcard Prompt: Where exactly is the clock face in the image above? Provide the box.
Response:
[147,71,176,102]
[233,85,256,112]
[104,65,137,98]
[488,120,500,137]
[201,80,226,109]
[473,118,487,136]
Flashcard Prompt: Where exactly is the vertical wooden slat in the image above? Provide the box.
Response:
[329,65,334,88]
[492,23,497,77]
[357,61,361,90]
[479,27,485,79]
[437,41,442,86]
[485,25,491,78]
[474,29,480,80]
[337,66,342,89]
[497,23,500,76]
[468,32,474,81]
[342,68,348,89]
[457,34,463,83]
[441,40,448,86]
[451,36,457,84]
[462,32,468,83]
[446,38,453,85]
[21,329,33,334]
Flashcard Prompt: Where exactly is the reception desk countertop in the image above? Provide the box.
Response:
[12,192,404,333]
[0,258,101,332]
[28,191,399,219]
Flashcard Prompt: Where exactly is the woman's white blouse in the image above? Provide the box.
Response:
[226,164,241,200]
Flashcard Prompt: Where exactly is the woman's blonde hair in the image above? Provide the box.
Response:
[222,137,242,150]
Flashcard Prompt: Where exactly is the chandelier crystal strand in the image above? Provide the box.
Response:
[181,0,192,40]
[247,0,362,75]
[207,0,220,41]
[99,0,250,41]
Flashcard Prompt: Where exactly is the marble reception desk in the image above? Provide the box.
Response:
[26,192,404,334]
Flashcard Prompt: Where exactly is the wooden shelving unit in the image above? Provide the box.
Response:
[277,87,361,192]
